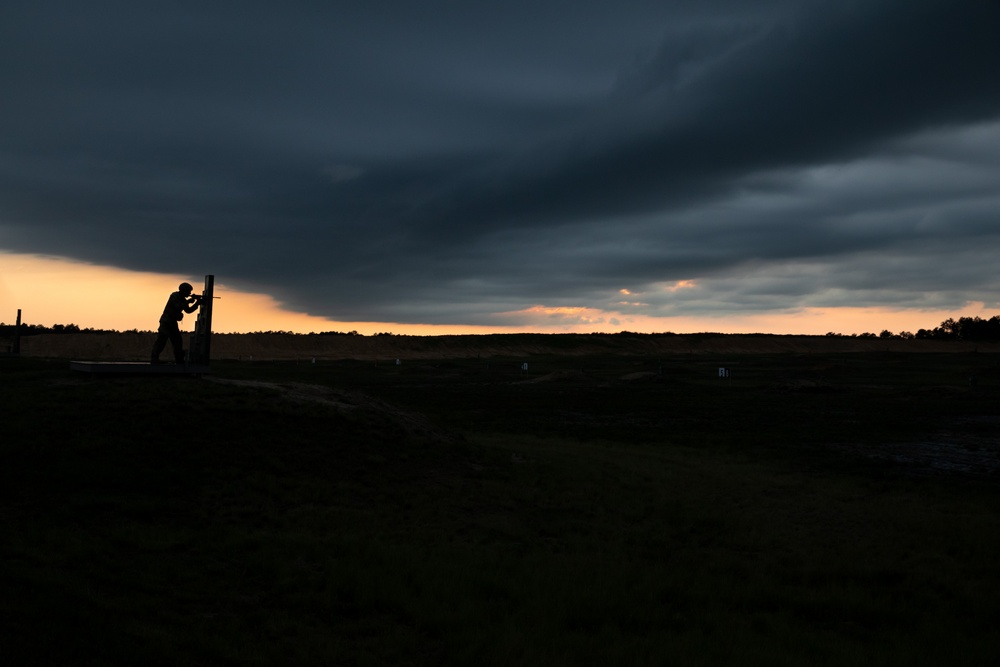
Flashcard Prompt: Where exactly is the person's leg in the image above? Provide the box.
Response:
[169,326,185,363]
[151,326,169,362]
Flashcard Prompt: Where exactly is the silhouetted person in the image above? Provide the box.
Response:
[151,282,202,364]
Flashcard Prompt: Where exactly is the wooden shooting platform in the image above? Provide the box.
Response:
[71,274,215,376]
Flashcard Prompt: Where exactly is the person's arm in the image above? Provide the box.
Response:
[183,294,203,314]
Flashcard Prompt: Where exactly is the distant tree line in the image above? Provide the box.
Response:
[822,316,1000,341]
[0,322,125,336]
[0,324,375,337]
[825,330,916,339]
[914,316,1000,341]
[4,315,1000,341]
[230,330,367,336]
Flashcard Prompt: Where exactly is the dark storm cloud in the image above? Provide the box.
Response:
[2,0,999,326]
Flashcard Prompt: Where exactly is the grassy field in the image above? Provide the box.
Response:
[2,350,1000,665]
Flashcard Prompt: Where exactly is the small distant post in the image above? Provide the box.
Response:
[13,309,21,355]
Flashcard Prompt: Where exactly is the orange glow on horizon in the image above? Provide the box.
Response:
[1,251,993,336]
[0,252,379,334]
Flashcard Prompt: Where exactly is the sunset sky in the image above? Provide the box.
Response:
[3,2,999,336]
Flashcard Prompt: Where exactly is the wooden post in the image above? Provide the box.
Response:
[188,275,214,365]
[13,309,21,355]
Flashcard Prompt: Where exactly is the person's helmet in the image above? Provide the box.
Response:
[179,282,194,294]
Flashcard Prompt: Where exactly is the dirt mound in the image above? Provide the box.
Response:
[207,377,462,446]
[830,416,1000,479]
[619,371,661,382]
[518,369,594,384]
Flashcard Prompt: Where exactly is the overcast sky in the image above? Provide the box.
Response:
[3,1,999,330]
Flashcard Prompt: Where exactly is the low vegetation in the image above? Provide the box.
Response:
[2,350,999,664]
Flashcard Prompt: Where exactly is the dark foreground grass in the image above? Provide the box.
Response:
[2,353,1000,665]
